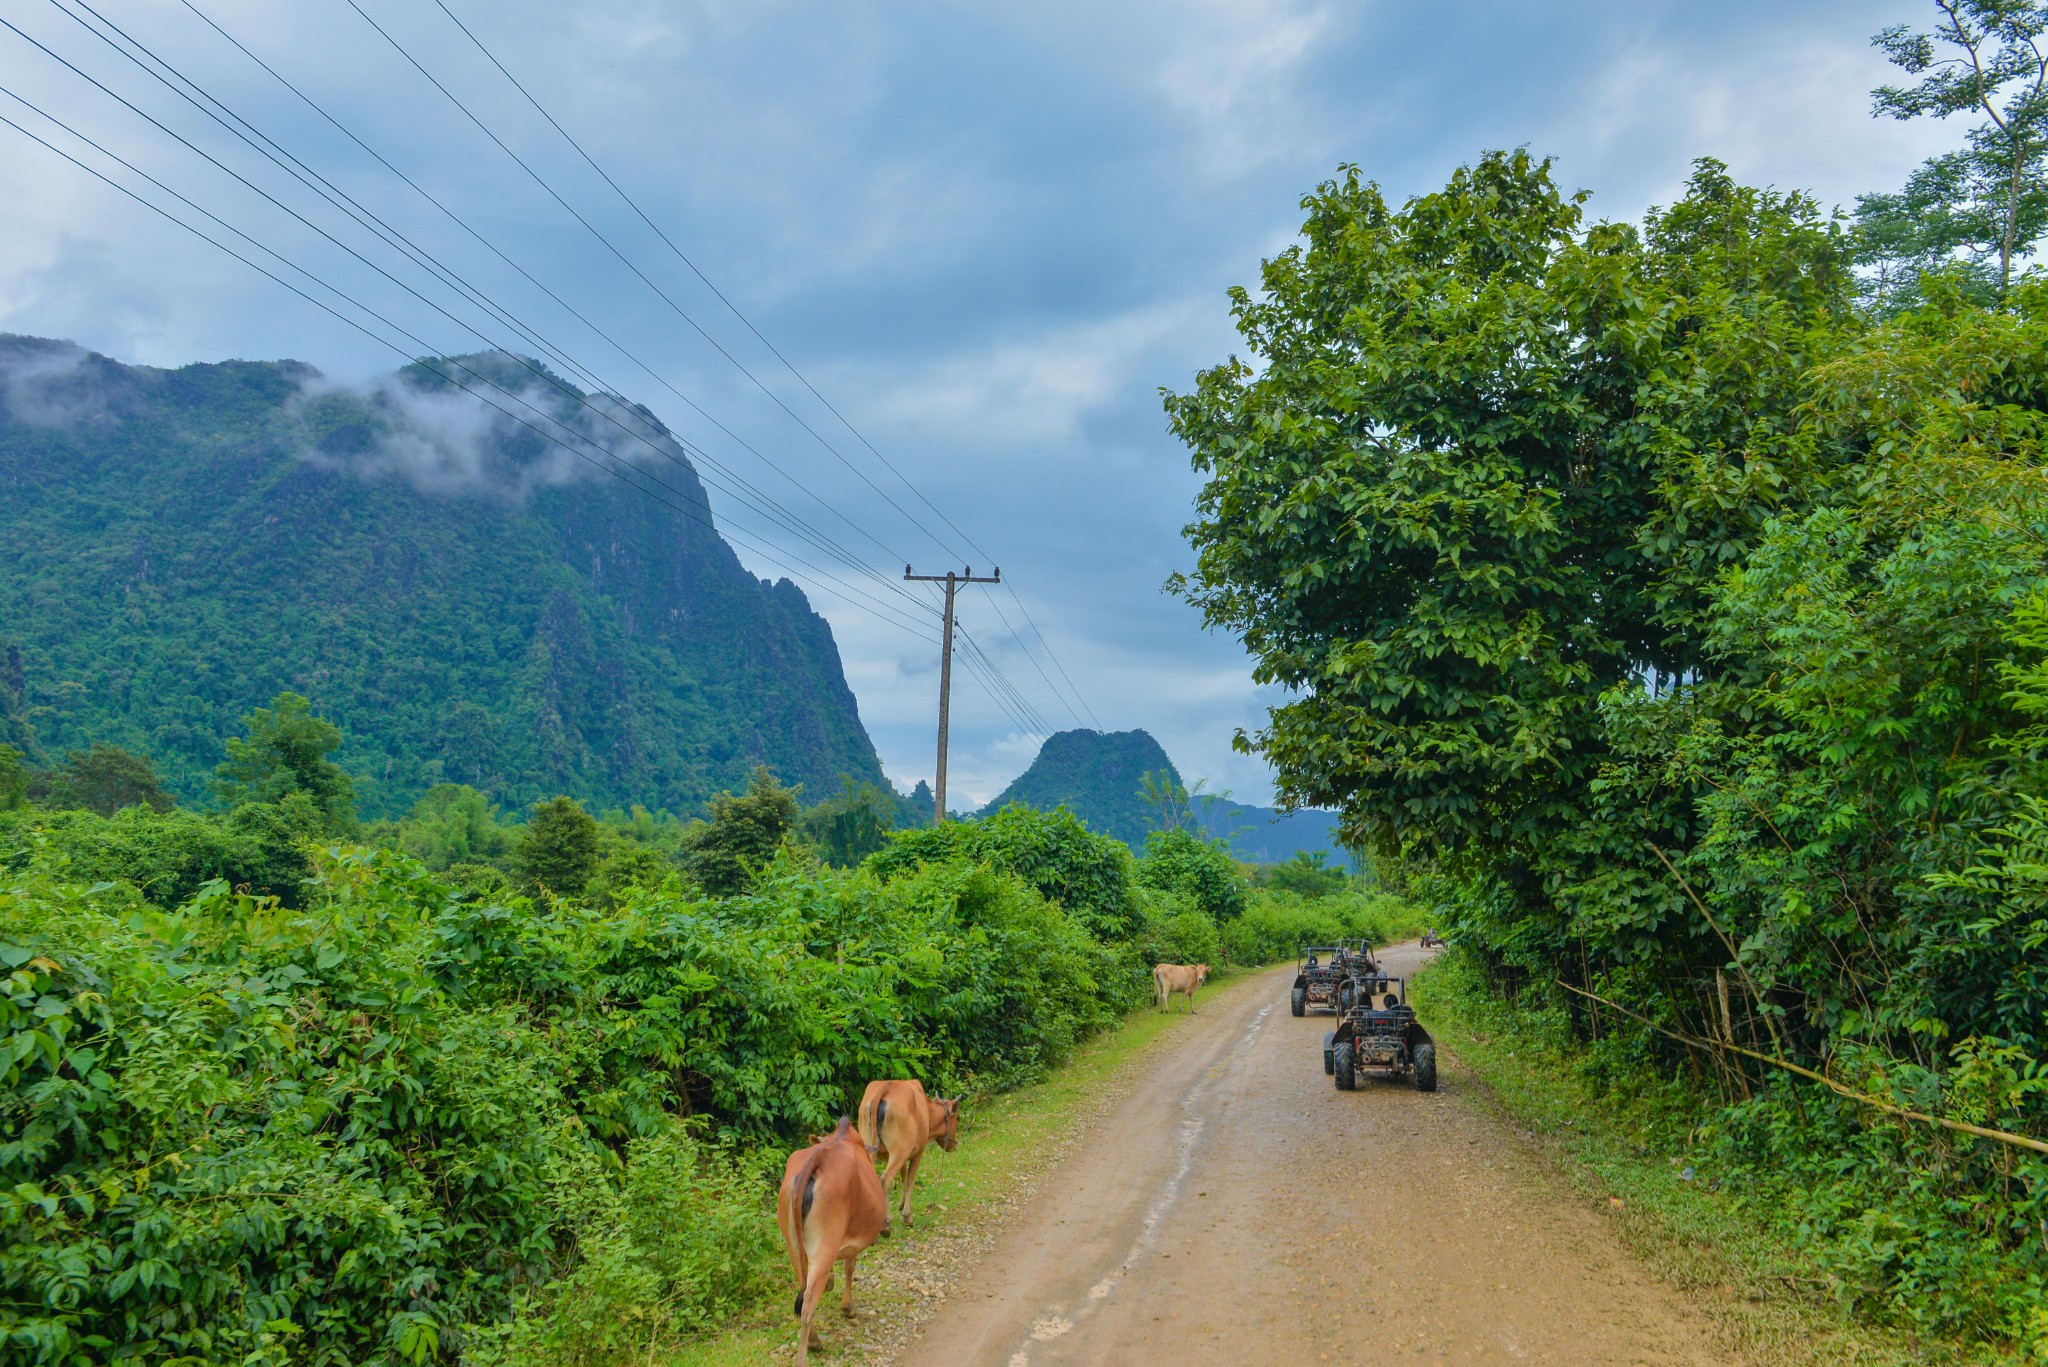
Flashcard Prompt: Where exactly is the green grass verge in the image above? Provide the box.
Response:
[665,965,1273,1366]
[1411,950,1979,1367]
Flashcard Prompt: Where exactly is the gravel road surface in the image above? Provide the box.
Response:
[892,942,1727,1367]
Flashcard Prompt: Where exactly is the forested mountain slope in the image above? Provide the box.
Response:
[0,335,889,816]
[980,726,1343,861]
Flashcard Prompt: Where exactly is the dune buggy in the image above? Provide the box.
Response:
[1290,945,1348,1016]
[1323,975,1437,1093]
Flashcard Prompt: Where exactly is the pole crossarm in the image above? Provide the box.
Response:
[904,565,1000,825]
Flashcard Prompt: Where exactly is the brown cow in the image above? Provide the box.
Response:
[856,1079,960,1233]
[1153,961,1210,1013]
[777,1116,886,1366]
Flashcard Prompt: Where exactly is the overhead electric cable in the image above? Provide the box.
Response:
[37,0,931,618]
[425,0,1104,728]
[0,91,942,646]
[426,0,993,561]
[343,0,967,563]
[955,625,1053,737]
[975,588,1083,728]
[11,5,1062,734]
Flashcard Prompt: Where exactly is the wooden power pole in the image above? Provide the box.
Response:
[904,564,1000,823]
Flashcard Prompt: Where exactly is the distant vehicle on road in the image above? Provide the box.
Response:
[1289,942,1379,1016]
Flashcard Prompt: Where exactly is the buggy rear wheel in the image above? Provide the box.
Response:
[1336,981,1356,1012]
[1290,987,1306,1017]
[1322,1032,1335,1075]
[1333,1041,1356,1091]
[1413,1042,1437,1093]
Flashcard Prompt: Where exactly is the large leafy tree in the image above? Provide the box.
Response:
[213,692,357,834]
[30,743,174,817]
[681,765,801,896]
[1859,0,2048,304]
[514,794,604,899]
[1165,152,1854,882]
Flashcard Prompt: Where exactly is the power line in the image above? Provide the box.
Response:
[36,0,935,627]
[1004,581,1102,729]
[10,4,1070,746]
[0,90,943,648]
[171,0,933,590]
[425,0,1105,730]
[342,0,967,566]
[427,0,995,564]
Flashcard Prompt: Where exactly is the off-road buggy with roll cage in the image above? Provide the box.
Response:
[1288,942,1379,1017]
[1322,974,1437,1092]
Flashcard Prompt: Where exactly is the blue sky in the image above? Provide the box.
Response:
[0,0,1955,806]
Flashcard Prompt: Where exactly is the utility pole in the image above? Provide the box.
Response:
[905,564,1000,824]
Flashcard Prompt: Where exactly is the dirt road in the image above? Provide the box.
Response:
[894,943,1727,1367]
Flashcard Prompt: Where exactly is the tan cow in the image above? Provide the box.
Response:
[856,1079,960,1233]
[1154,961,1210,1013]
[777,1116,887,1366]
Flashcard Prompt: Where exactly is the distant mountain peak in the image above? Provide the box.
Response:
[978,727,1343,863]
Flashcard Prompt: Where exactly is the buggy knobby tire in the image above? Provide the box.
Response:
[1290,987,1306,1017]
[1413,1042,1437,1093]
[1333,1041,1356,1091]
[1336,981,1356,1013]
[1322,1031,1336,1075]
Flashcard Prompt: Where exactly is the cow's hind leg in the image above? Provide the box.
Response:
[840,1251,860,1316]
[878,1153,908,1234]
[796,1251,834,1364]
[899,1150,925,1228]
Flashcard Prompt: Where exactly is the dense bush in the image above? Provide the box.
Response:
[1132,888,1223,968]
[866,803,1142,939]
[1134,827,1245,920]
[1221,888,1425,966]
[0,829,1146,1365]
[0,795,325,907]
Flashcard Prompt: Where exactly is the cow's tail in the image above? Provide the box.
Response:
[1153,963,1166,1009]
[870,1097,888,1160]
[857,1089,880,1156]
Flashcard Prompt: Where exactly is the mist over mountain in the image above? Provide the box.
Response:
[0,335,889,817]
[980,727,1344,863]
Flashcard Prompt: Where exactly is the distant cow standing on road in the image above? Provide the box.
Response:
[1154,962,1210,1013]
[778,1116,886,1367]
[857,1079,960,1233]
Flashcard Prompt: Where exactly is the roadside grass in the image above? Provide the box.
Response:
[1412,950,1975,1367]
[666,965,1274,1366]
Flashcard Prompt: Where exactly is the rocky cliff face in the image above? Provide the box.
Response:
[0,335,888,816]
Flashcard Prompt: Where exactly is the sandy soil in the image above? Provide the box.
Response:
[890,943,1730,1367]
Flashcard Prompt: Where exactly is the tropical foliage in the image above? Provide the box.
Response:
[1167,139,2048,1354]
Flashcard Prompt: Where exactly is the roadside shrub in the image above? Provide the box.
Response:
[1135,827,1246,920]
[1133,888,1222,967]
[0,795,323,906]
[463,1125,780,1367]
[867,803,1142,939]
[1221,887,1425,965]
[0,836,1149,1363]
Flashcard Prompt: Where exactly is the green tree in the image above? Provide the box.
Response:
[1163,152,1852,870]
[370,783,515,871]
[213,692,357,834]
[799,778,896,868]
[0,744,25,811]
[31,743,174,816]
[514,795,603,899]
[1262,850,1348,899]
[1135,826,1246,920]
[1860,0,2048,302]
[680,765,801,896]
